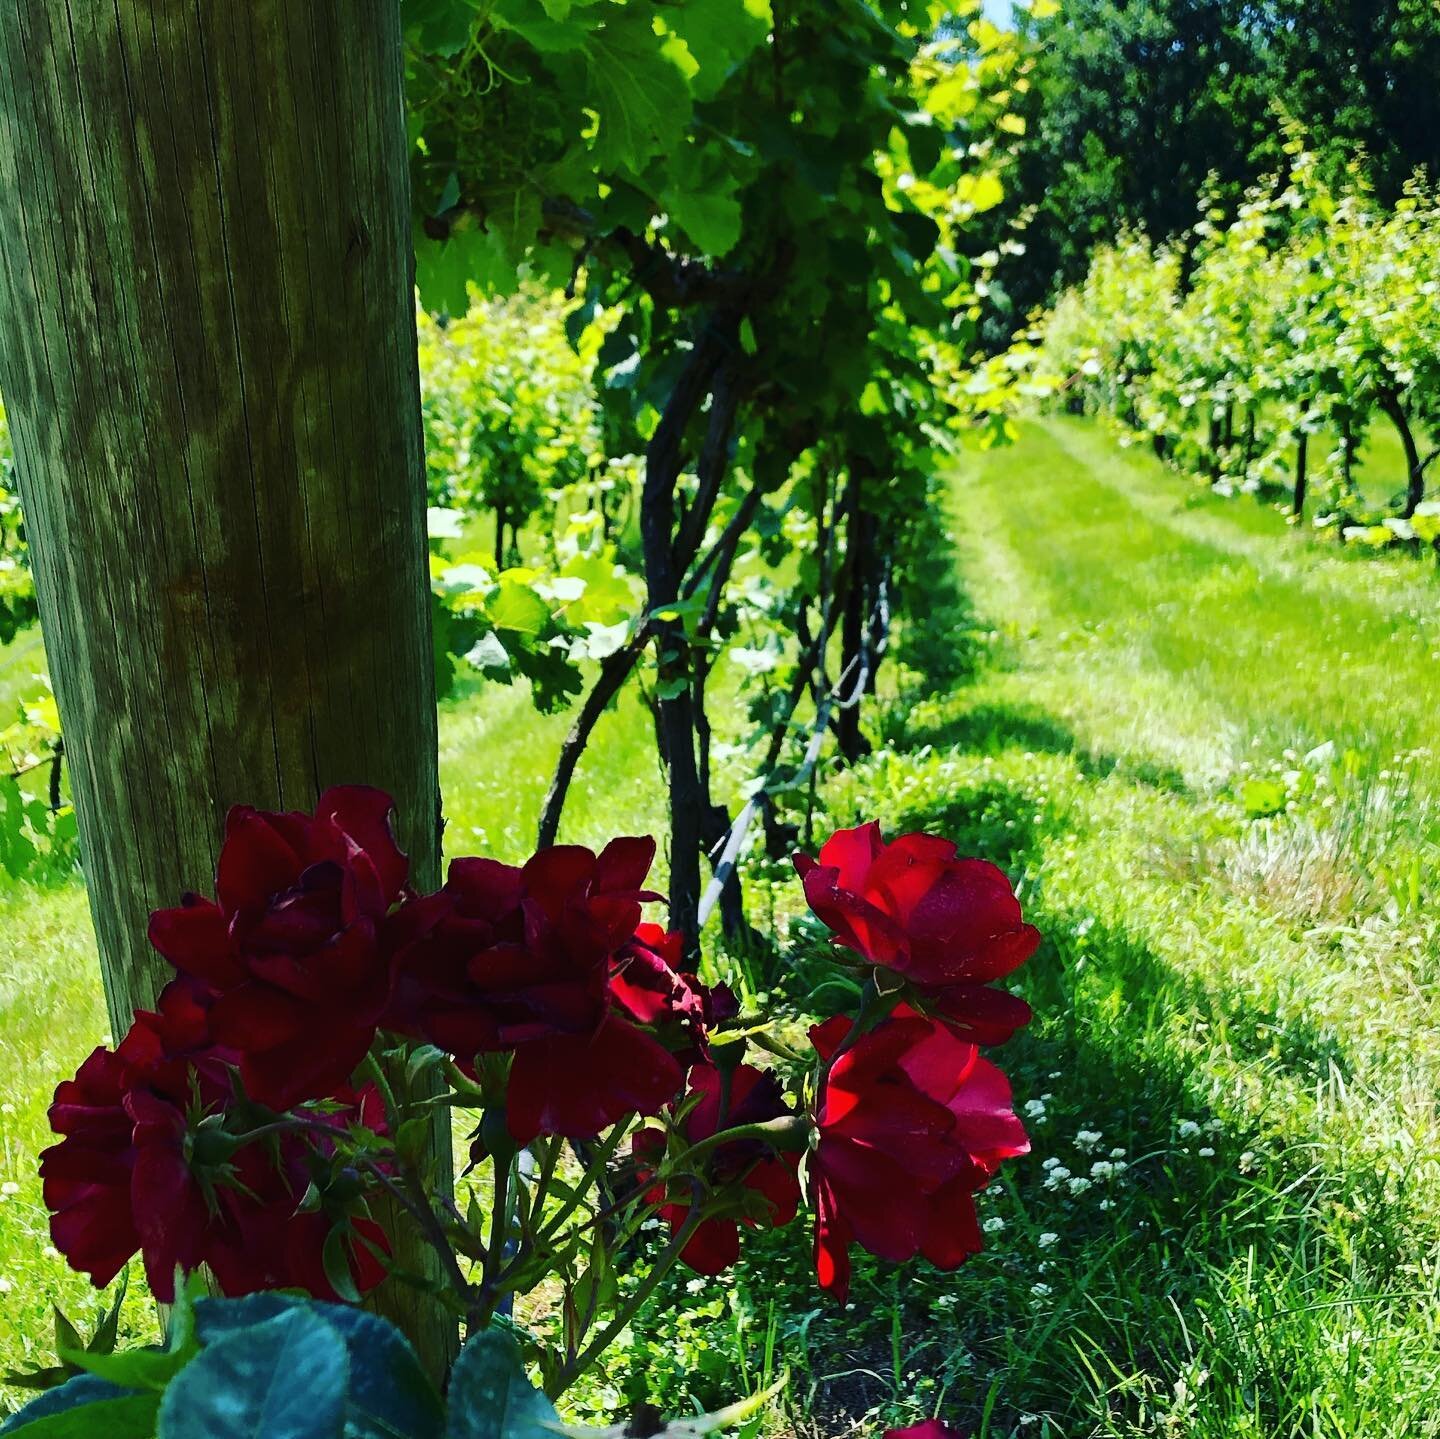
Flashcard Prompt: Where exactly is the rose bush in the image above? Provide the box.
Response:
[808,1007,1030,1302]
[18,798,1038,1431]
[797,822,1040,1044]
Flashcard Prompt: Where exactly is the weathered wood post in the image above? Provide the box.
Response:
[0,0,453,1370]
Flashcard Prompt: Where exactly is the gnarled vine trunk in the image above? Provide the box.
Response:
[1378,389,1428,518]
[1293,430,1309,517]
[0,0,452,1372]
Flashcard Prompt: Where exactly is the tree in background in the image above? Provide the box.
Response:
[978,0,1440,334]
[1269,0,1440,206]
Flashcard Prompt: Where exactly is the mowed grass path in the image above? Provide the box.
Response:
[3,414,1440,1436]
[786,413,1438,1436]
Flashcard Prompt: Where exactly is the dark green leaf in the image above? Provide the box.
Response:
[307,1309,445,1439]
[51,1309,82,1360]
[0,1386,156,1438]
[446,1329,559,1439]
[193,1299,444,1439]
[157,1309,347,1439]
[60,1344,187,1394]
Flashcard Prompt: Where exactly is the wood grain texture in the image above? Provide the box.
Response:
[0,0,452,1365]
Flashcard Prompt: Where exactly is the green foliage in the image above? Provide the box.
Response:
[0,404,37,648]
[0,681,74,882]
[2,1295,774,1439]
[974,0,1440,331]
[417,286,648,709]
[418,285,601,550]
[401,0,1046,888]
[1037,144,1440,535]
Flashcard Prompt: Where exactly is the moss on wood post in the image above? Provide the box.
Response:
[0,0,453,1370]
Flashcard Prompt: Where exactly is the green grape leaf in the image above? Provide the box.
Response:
[661,0,770,101]
[486,574,553,636]
[561,552,635,625]
[553,14,693,172]
[402,0,484,55]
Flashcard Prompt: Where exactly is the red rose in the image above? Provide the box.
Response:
[384,844,628,1057]
[795,823,1038,1044]
[387,838,683,1142]
[199,1134,390,1303]
[115,976,235,1104]
[885,1424,966,1439]
[505,1012,684,1144]
[41,1047,141,1289]
[808,1007,1028,1303]
[148,786,409,1109]
[41,989,389,1302]
[633,1063,802,1275]
[609,923,732,1063]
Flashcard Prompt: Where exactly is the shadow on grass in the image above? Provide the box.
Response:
[746,895,1415,1435]
[884,514,1191,796]
[650,514,1435,1433]
[889,504,991,698]
[897,699,1192,796]
[733,759,1412,1433]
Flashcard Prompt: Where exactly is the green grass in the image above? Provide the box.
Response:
[3,414,1440,1434]
[718,413,1440,1437]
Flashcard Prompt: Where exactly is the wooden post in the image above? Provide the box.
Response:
[0,0,452,1369]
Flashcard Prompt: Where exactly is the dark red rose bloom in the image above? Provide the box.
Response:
[609,923,734,1063]
[386,838,683,1143]
[884,1423,965,1439]
[116,976,235,1104]
[148,786,409,1109]
[41,990,389,1303]
[198,1136,390,1303]
[795,823,1038,1044]
[506,1012,683,1144]
[384,842,643,1057]
[41,1047,141,1289]
[633,1063,802,1275]
[808,1007,1028,1303]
